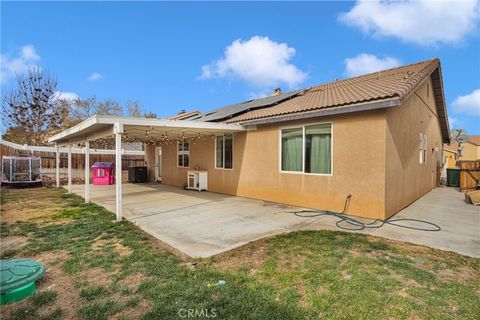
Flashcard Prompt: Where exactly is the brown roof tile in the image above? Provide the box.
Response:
[444,141,459,153]
[467,135,480,146]
[168,110,201,120]
[226,59,440,123]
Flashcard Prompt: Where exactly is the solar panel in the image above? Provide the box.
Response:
[197,90,303,122]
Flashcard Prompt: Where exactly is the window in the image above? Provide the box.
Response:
[419,133,427,164]
[281,128,303,172]
[177,139,190,167]
[281,123,332,174]
[215,134,233,169]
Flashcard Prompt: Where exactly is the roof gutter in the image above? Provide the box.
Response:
[240,97,401,127]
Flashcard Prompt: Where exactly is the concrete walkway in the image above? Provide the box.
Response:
[369,188,479,257]
[70,184,479,258]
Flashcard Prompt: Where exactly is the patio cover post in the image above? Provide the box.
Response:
[114,123,123,221]
[67,146,72,193]
[84,140,90,203]
[55,144,60,187]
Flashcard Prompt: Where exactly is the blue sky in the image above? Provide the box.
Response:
[2,1,479,134]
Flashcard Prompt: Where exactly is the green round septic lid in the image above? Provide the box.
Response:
[0,259,45,294]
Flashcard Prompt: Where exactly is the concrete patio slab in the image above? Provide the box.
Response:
[70,184,479,258]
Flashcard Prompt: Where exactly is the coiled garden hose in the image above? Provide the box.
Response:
[292,194,441,232]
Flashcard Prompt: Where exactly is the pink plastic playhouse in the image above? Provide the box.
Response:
[92,162,115,185]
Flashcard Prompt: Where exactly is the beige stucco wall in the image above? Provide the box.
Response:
[158,110,388,219]
[460,142,480,160]
[384,77,443,218]
[148,77,444,220]
[144,144,156,183]
[443,149,457,169]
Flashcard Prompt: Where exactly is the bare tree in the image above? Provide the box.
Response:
[67,96,123,122]
[144,111,157,118]
[97,99,123,116]
[125,100,143,117]
[2,126,28,144]
[68,97,97,121]
[2,68,63,145]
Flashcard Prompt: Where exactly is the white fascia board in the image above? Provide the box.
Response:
[95,115,246,131]
[49,115,247,144]
[48,115,100,143]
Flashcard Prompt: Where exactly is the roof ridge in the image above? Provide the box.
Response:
[307,58,439,101]
[308,58,439,92]
[345,58,438,82]
[398,58,439,98]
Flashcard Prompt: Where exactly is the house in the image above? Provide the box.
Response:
[168,110,202,121]
[49,58,450,221]
[443,142,458,169]
[443,136,480,168]
[461,136,480,160]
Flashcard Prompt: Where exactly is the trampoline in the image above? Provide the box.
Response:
[1,156,42,188]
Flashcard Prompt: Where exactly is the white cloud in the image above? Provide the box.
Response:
[20,45,40,61]
[0,45,41,83]
[448,116,460,129]
[452,89,480,117]
[344,53,401,77]
[199,36,307,88]
[246,90,269,100]
[340,0,480,45]
[55,91,79,101]
[88,72,103,81]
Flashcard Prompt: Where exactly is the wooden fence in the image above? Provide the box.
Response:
[458,160,480,191]
[1,139,145,184]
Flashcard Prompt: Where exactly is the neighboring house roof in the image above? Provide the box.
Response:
[222,59,449,143]
[168,110,202,121]
[467,135,480,146]
[444,136,480,153]
[444,141,459,153]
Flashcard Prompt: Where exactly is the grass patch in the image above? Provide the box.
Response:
[79,285,112,301]
[77,299,121,320]
[1,187,479,320]
[30,290,57,308]
[39,308,63,320]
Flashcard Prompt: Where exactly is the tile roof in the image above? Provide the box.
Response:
[225,59,441,124]
[444,141,459,153]
[168,110,202,121]
[445,136,480,151]
[467,135,480,146]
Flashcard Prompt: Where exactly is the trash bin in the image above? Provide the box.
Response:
[446,168,460,187]
[128,166,147,183]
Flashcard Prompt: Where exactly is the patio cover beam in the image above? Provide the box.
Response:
[114,123,123,221]
[48,115,247,145]
[55,144,60,187]
[85,140,90,203]
[67,146,72,193]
